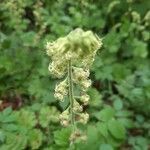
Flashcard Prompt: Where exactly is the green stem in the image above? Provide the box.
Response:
[68,60,75,132]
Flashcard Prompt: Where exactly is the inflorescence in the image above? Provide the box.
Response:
[46,28,102,143]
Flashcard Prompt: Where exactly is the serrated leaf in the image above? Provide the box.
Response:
[28,129,43,150]
[0,115,16,123]
[54,128,71,147]
[88,88,102,107]
[118,118,134,128]
[39,106,59,128]
[108,119,125,140]
[95,106,115,122]
[99,143,113,150]
[132,39,147,58]
[1,124,18,132]
[0,130,5,143]
[97,122,108,138]
[113,99,123,110]
[103,31,121,53]
[2,107,12,116]
[116,110,133,117]
[1,132,27,150]
[16,109,37,129]
[78,125,103,150]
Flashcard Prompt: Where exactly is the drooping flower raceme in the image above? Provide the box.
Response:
[46,28,102,143]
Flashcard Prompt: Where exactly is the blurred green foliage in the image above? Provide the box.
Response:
[0,0,150,149]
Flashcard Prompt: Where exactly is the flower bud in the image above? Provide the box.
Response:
[60,120,69,127]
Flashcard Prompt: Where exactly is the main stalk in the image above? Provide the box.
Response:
[68,60,75,131]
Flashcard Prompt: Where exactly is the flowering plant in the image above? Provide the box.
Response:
[46,28,102,143]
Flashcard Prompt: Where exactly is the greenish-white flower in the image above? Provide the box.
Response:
[54,80,68,101]
[78,113,89,124]
[80,94,90,105]
[59,110,70,127]
[73,101,83,113]
[46,28,102,139]
[46,28,102,78]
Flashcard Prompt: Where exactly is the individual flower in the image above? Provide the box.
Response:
[77,113,89,124]
[59,110,70,127]
[73,67,90,82]
[81,79,92,91]
[73,101,83,113]
[80,94,90,105]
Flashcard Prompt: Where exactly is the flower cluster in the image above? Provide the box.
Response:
[73,67,91,91]
[46,28,102,143]
[54,79,68,101]
[46,28,102,77]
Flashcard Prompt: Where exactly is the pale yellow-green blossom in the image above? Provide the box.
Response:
[46,28,102,78]
[73,101,83,113]
[54,80,68,101]
[73,67,90,82]
[46,28,102,142]
[78,113,89,124]
[80,94,90,105]
[59,110,70,127]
